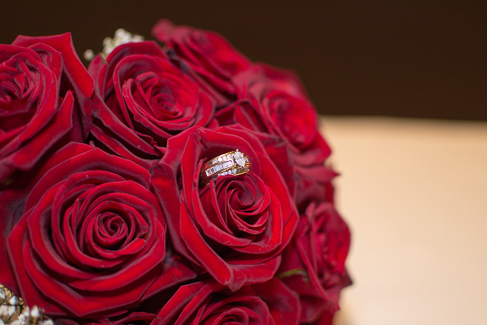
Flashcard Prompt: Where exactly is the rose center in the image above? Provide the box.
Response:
[268,92,315,148]
[220,177,269,237]
[94,212,129,250]
[0,57,41,132]
[134,73,188,121]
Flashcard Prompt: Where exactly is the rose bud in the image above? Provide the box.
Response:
[0,33,93,182]
[152,19,251,107]
[152,126,298,291]
[278,202,352,323]
[88,41,216,169]
[0,143,196,317]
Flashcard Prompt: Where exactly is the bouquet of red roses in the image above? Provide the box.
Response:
[0,19,351,325]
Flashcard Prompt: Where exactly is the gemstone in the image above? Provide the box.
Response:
[236,157,246,168]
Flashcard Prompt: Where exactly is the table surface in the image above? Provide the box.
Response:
[320,117,487,325]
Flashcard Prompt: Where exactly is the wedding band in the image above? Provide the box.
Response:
[201,150,250,184]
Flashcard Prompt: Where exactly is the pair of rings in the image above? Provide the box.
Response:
[200,150,250,184]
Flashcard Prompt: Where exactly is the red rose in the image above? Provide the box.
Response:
[152,19,251,106]
[218,64,333,208]
[278,202,351,323]
[154,278,300,325]
[0,143,196,317]
[152,126,298,291]
[88,41,215,169]
[0,33,93,182]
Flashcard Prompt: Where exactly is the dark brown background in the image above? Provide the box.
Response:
[1,1,486,120]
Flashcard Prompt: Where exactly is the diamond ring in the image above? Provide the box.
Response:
[201,150,250,184]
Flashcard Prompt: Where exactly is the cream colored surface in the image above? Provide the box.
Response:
[319,117,487,325]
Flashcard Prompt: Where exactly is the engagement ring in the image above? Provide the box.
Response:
[201,150,250,184]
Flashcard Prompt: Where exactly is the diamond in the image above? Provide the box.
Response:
[236,157,246,168]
